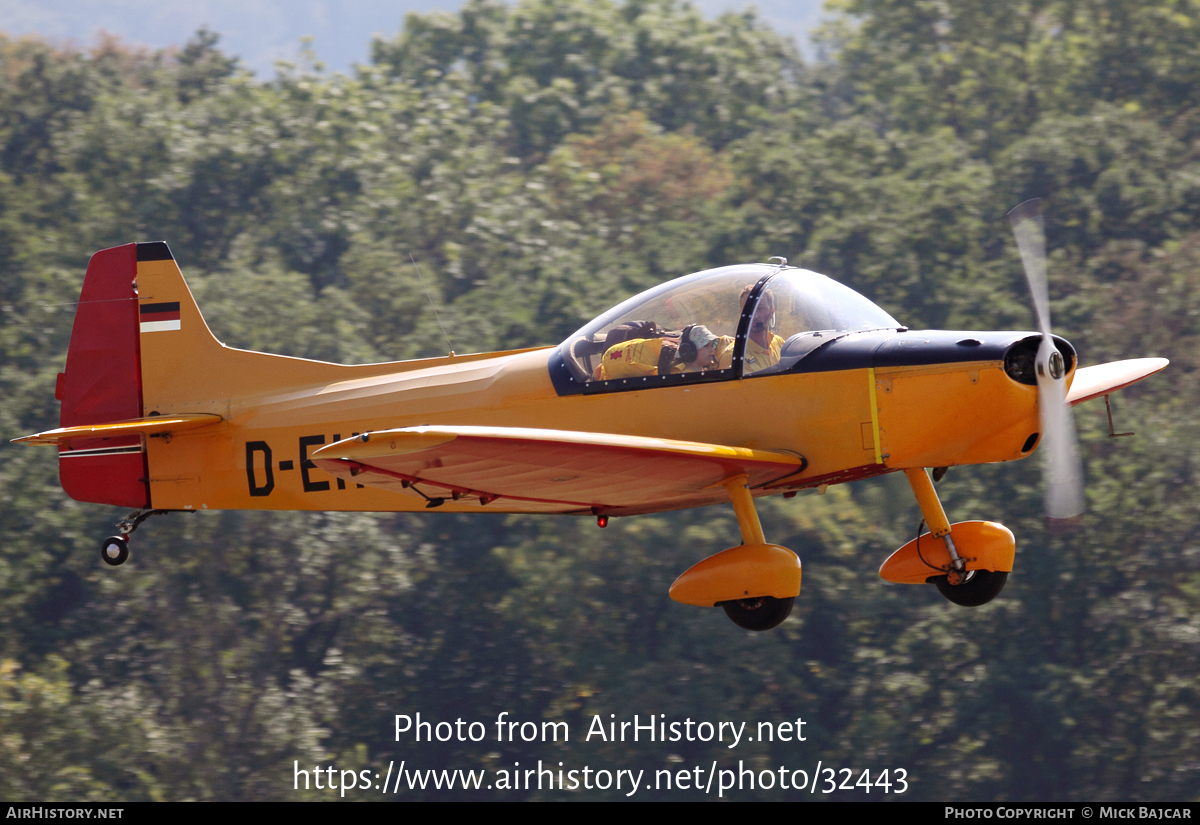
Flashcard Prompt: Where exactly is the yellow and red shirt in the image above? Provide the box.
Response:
[597,338,674,380]
[712,334,783,373]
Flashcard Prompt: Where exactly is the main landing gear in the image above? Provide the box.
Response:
[669,475,802,631]
[98,508,173,567]
[876,468,1015,606]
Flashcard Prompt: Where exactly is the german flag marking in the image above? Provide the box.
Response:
[140,301,181,332]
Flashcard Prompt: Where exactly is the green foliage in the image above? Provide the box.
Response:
[1,0,1198,801]
[371,0,802,155]
[824,0,1200,153]
[724,117,1001,328]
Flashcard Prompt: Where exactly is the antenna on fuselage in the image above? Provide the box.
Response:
[408,252,454,356]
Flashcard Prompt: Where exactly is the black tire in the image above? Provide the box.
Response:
[930,570,1007,606]
[100,536,129,567]
[721,596,794,631]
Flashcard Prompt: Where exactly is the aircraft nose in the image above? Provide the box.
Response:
[1003,334,1076,386]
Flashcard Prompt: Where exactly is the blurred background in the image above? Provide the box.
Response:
[0,0,824,75]
[0,0,1197,801]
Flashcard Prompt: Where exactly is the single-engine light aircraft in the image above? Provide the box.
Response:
[15,201,1168,630]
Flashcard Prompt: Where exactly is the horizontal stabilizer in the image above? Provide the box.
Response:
[1067,358,1169,406]
[14,414,223,446]
[312,426,806,514]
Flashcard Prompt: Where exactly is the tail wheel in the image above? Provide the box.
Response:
[100,536,130,567]
[930,570,1007,606]
[721,596,794,631]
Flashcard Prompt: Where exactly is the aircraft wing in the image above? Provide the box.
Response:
[1067,358,1169,406]
[310,426,806,515]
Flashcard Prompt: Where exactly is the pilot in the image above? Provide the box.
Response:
[595,325,724,380]
[742,287,785,374]
[711,287,785,373]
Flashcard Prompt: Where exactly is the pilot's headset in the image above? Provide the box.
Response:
[678,324,699,363]
[677,324,719,364]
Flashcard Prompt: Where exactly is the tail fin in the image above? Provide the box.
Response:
[54,241,458,510]
[133,242,386,414]
[57,240,227,507]
[134,241,229,416]
[58,243,148,507]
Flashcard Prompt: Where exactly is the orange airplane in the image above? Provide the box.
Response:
[15,201,1167,630]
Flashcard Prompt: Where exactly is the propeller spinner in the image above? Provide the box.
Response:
[1007,199,1085,520]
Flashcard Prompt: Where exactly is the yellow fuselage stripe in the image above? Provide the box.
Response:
[868,367,882,465]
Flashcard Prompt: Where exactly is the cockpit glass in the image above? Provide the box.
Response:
[557,265,766,385]
[743,269,901,376]
[555,265,900,388]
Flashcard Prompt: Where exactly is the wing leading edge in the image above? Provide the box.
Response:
[310,426,807,515]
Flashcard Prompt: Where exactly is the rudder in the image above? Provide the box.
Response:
[58,243,148,507]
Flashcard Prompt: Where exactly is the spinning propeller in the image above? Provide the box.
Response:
[1007,199,1086,520]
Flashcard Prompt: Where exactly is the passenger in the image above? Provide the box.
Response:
[595,335,673,380]
[596,325,724,380]
[675,324,728,373]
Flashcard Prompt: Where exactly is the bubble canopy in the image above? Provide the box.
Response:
[552,264,901,393]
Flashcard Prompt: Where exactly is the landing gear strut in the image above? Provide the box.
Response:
[717,476,797,630]
[903,469,1008,606]
[670,475,802,631]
